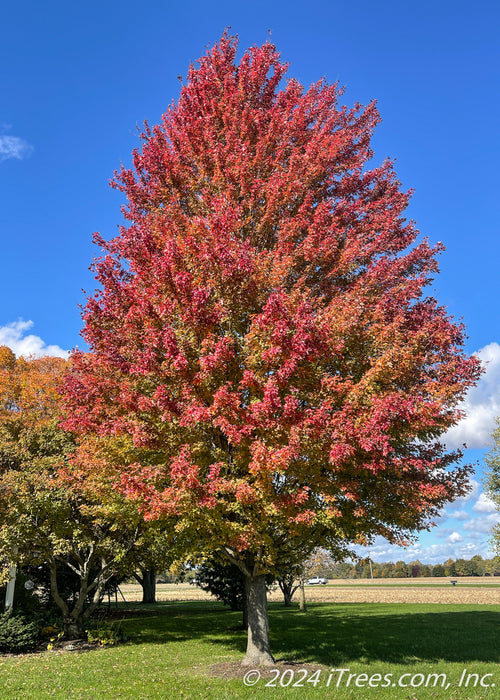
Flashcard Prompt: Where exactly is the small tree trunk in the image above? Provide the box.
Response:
[278,578,288,606]
[242,581,248,629]
[278,576,299,606]
[141,568,157,604]
[49,559,109,640]
[299,580,307,612]
[63,615,86,640]
[242,574,275,666]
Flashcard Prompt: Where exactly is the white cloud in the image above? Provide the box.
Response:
[446,509,469,521]
[0,134,34,162]
[434,527,453,539]
[0,320,68,358]
[354,537,490,565]
[434,484,480,527]
[473,492,498,514]
[445,342,500,449]
[352,504,500,563]
[463,512,500,535]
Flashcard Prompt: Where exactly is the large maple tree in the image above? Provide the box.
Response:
[63,34,481,663]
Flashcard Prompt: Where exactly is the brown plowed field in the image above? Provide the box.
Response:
[119,578,500,605]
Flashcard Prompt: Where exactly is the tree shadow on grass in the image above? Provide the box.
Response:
[117,601,500,666]
[267,603,500,666]
[116,601,234,645]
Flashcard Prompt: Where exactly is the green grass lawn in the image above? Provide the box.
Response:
[0,601,498,699]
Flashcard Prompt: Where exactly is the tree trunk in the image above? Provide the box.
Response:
[49,559,108,640]
[299,580,307,612]
[242,574,275,666]
[141,568,157,604]
[278,577,298,606]
[242,583,248,629]
[63,615,86,640]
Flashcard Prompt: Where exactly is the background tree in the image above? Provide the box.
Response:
[408,560,422,578]
[132,567,157,605]
[275,548,330,608]
[443,558,457,577]
[63,34,481,664]
[277,548,338,611]
[1,465,144,638]
[130,518,175,604]
[432,564,445,577]
[327,561,356,579]
[0,349,145,638]
[68,432,178,607]
[471,555,485,576]
[193,557,250,628]
[455,558,477,576]
[485,556,500,576]
[485,417,500,553]
[0,347,71,593]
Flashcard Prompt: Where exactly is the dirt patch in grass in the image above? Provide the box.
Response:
[208,659,324,680]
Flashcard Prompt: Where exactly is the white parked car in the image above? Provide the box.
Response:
[306,576,328,585]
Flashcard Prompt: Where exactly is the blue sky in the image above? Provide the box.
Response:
[1,0,499,564]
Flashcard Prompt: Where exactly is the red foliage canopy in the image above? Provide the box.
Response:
[63,34,481,570]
